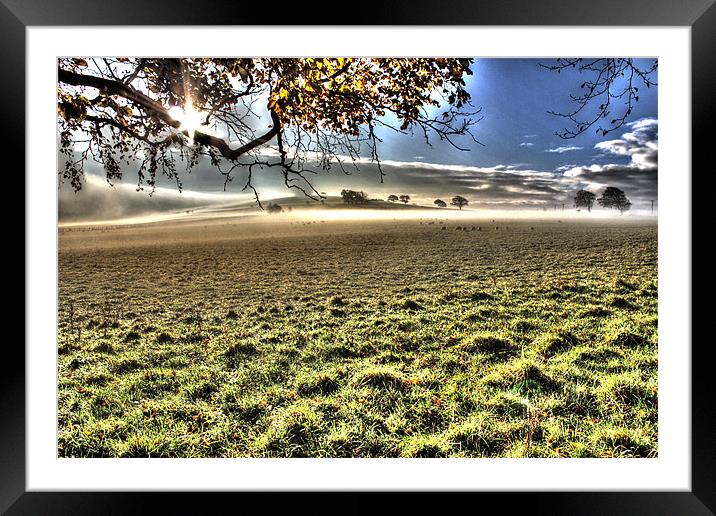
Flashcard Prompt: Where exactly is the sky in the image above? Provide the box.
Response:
[59,58,658,222]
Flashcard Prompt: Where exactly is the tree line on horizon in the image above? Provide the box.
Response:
[338,187,633,214]
[265,186,635,214]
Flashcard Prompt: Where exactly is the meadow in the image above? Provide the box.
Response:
[57,214,658,458]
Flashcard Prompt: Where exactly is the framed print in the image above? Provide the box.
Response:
[6,0,715,513]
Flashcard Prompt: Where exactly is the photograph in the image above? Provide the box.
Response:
[56,56,659,459]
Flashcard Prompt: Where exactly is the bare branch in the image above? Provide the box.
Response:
[541,58,657,139]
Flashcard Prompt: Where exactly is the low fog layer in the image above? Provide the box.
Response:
[59,118,658,225]
[59,174,268,225]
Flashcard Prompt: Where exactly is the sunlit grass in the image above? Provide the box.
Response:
[58,217,657,457]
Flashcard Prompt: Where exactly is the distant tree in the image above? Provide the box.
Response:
[434,199,447,208]
[387,194,399,203]
[574,189,596,212]
[451,195,469,210]
[340,189,369,205]
[597,187,632,214]
[399,195,411,204]
[266,203,283,214]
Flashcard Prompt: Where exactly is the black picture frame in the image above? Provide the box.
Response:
[6,1,714,513]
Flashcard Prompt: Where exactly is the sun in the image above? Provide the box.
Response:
[168,103,205,142]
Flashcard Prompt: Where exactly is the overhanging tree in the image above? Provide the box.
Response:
[58,58,481,205]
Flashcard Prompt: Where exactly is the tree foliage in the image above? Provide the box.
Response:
[399,195,411,204]
[433,199,447,208]
[574,189,596,212]
[387,194,399,203]
[57,57,480,204]
[451,195,469,210]
[340,189,369,205]
[597,187,632,214]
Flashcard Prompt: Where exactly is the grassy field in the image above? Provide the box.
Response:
[58,214,658,458]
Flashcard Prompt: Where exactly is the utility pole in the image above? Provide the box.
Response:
[562,203,565,212]
[651,200,654,215]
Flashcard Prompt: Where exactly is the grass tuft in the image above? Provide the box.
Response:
[327,296,346,307]
[123,331,141,343]
[353,366,407,390]
[535,327,580,356]
[606,295,633,309]
[400,299,422,311]
[156,332,174,344]
[459,331,514,355]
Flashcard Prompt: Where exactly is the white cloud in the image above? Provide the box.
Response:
[594,117,658,169]
[545,146,584,153]
[555,164,577,173]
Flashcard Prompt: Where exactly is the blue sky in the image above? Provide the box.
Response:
[378,58,658,171]
[60,58,659,221]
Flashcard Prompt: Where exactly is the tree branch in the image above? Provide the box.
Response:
[58,67,280,160]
